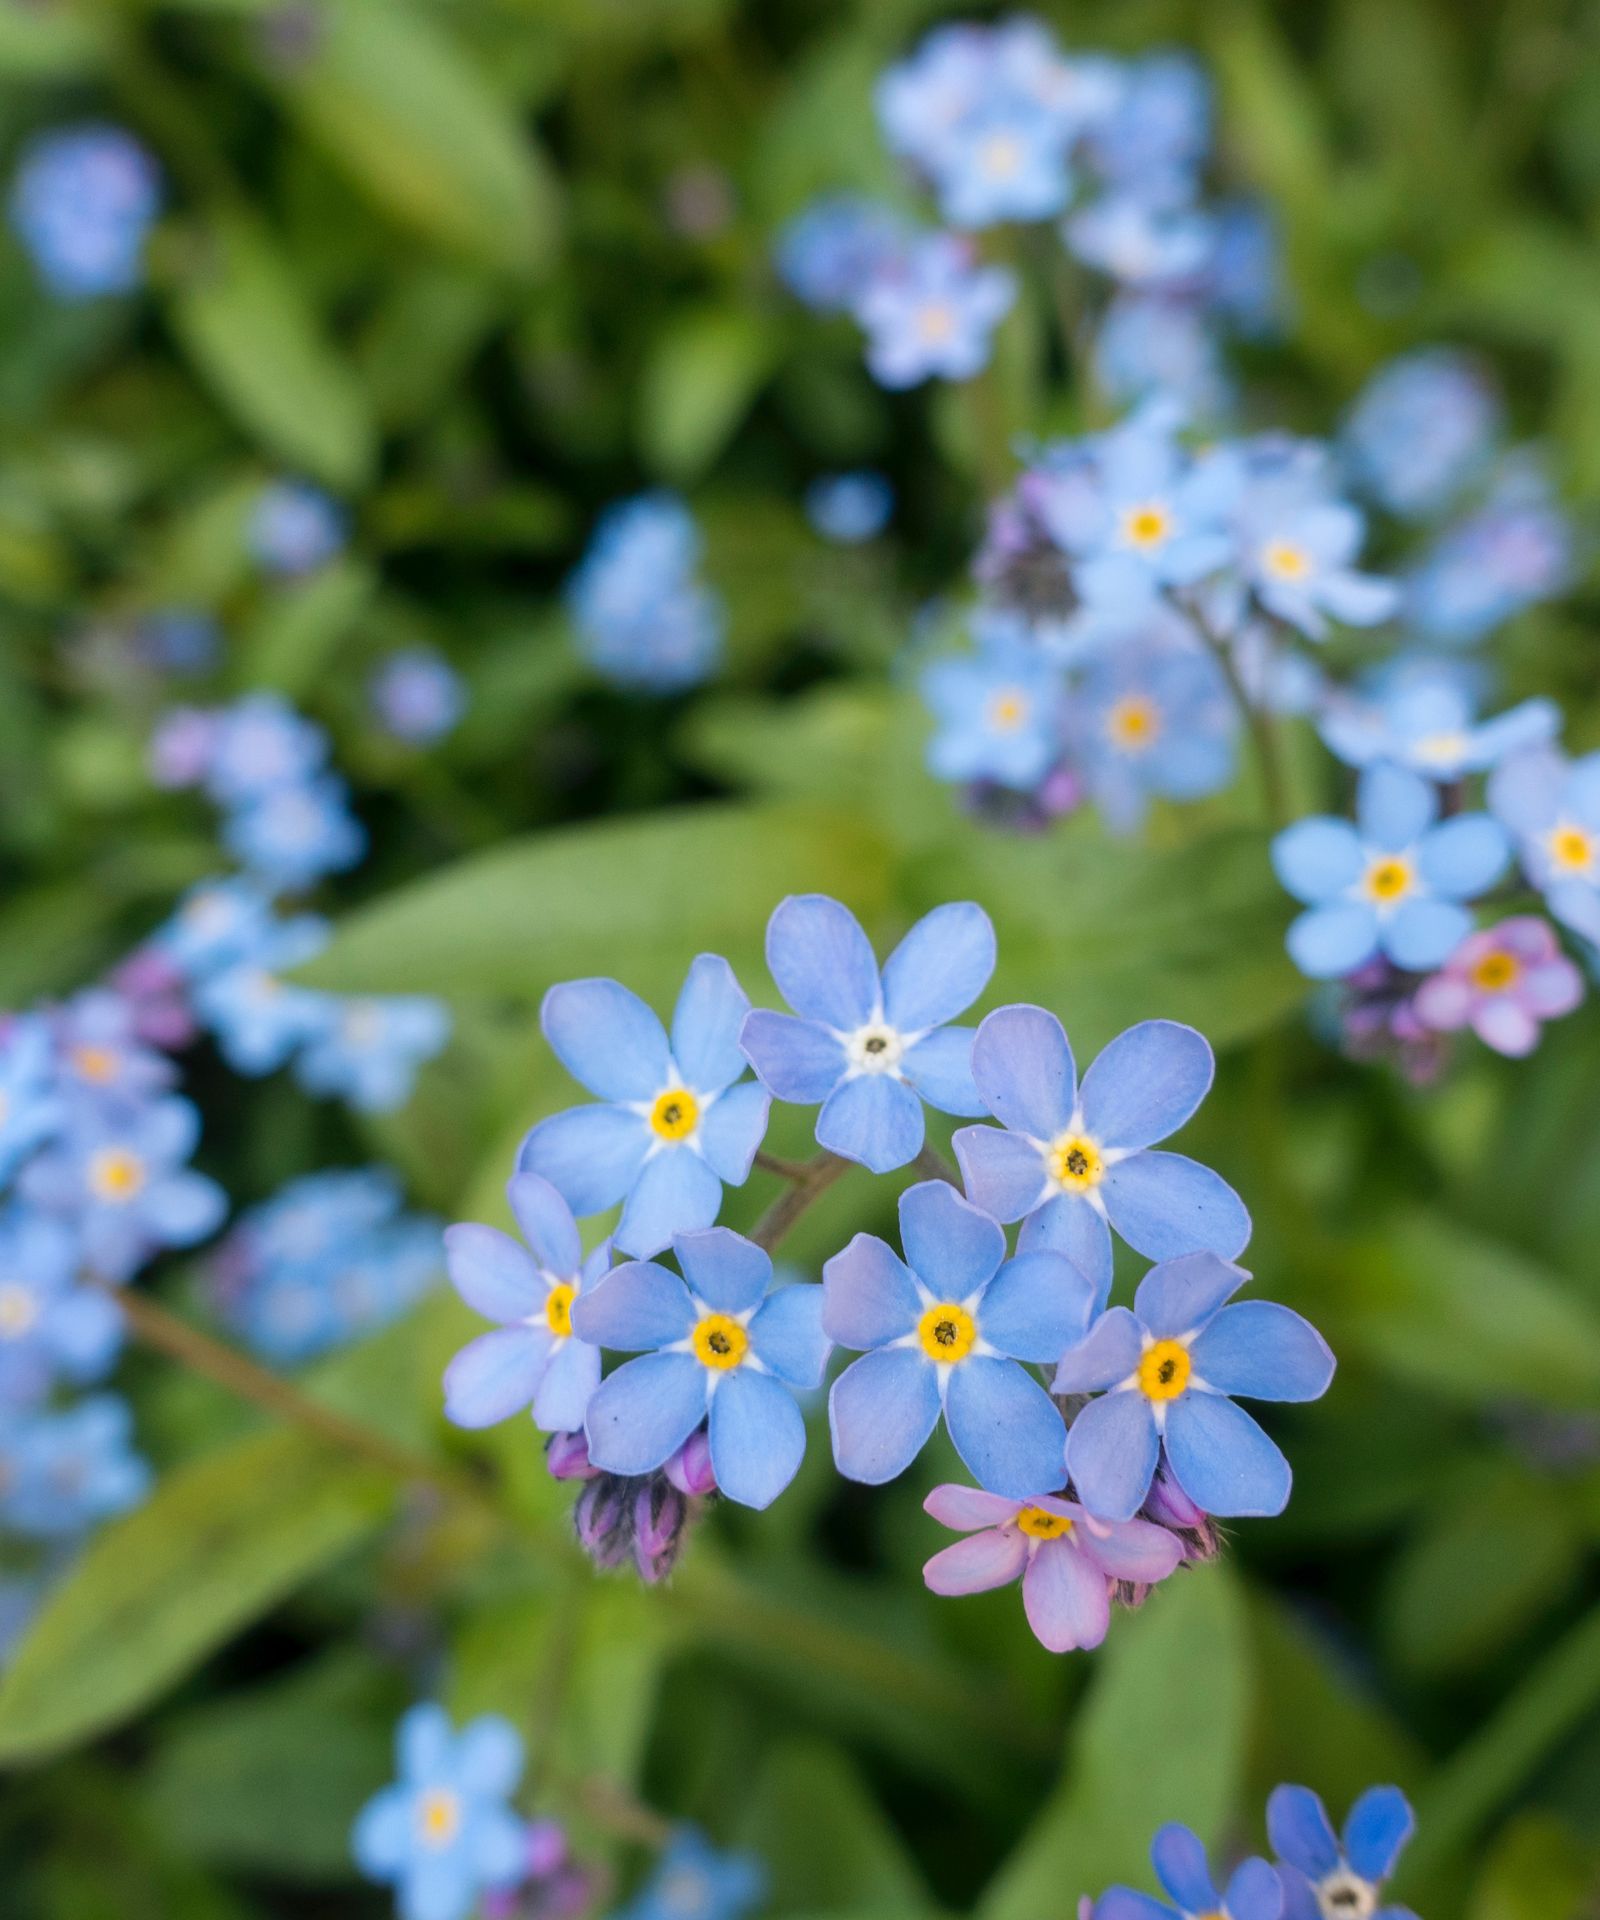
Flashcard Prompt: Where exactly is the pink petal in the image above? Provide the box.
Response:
[1472,997,1539,1057]
[1021,1539,1111,1652]
[1074,1513,1184,1584]
[1412,974,1471,1030]
[924,1483,1023,1532]
[1521,959,1583,1018]
[923,1526,1028,1596]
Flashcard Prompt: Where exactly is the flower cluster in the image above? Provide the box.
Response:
[443,895,1332,1651]
[566,493,724,694]
[9,124,161,301]
[1083,1783,1416,1920]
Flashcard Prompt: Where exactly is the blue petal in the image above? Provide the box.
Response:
[1101,1152,1252,1262]
[900,1025,984,1116]
[1344,1786,1415,1884]
[352,1786,410,1877]
[468,1805,531,1887]
[670,953,751,1091]
[401,1857,473,1920]
[944,1357,1068,1499]
[1078,1020,1214,1152]
[398,1703,453,1780]
[616,1147,723,1259]
[709,1369,807,1509]
[1091,1892,1175,1920]
[953,1123,1051,1222]
[454,1715,523,1797]
[1065,1387,1160,1522]
[541,978,670,1101]
[519,1105,649,1215]
[1163,1392,1291,1517]
[823,1233,921,1350]
[145,1171,227,1244]
[506,1172,581,1278]
[1357,763,1437,848]
[881,901,996,1031]
[817,1073,924,1173]
[748,1283,831,1387]
[532,1337,599,1432]
[1271,819,1365,905]
[971,1004,1076,1136]
[1416,815,1507,899]
[1266,1785,1341,1880]
[443,1327,547,1427]
[1134,1252,1248,1338]
[1151,1824,1219,1913]
[739,1011,845,1102]
[1278,1867,1324,1920]
[444,1224,541,1324]
[675,1227,771,1314]
[1549,877,1600,944]
[766,894,880,1028]
[1054,1306,1143,1393]
[1223,1857,1285,1920]
[570,1261,695,1350]
[900,1179,1005,1297]
[978,1251,1096,1362]
[583,1351,708,1474]
[1190,1301,1334,1403]
[1287,903,1379,978]
[1019,1197,1114,1310]
[698,1079,770,1183]
[1381,897,1471,971]
[828,1346,941,1484]
[1488,748,1563,836]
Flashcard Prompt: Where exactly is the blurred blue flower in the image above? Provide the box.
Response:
[1489,745,1600,947]
[804,471,893,544]
[192,913,330,1075]
[1070,641,1237,832]
[141,609,220,675]
[0,1016,63,1182]
[224,771,367,891]
[0,1205,121,1406]
[53,988,176,1104]
[158,877,284,983]
[774,195,909,312]
[614,1827,767,1920]
[293,995,451,1112]
[352,1704,527,1920]
[371,648,466,745]
[1342,348,1500,521]
[1085,51,1211,201]
[1268,1783,1417,1920]
[922,637,1062,791]
[0,1394,150,1537]
[1273,763,1510,978]
[1319,672,1558,781]
[741,895,994,1174]
[1235,491,1398,640]
[931,105,1075,229]
[955,1008,1249,1308]
[854,234,1016,389]
[9,124,160,300]
[1093,295,1229,419]
[1090,1824,1282,1920]
[567,493,723,694]
[1065,196,1212,288]
[1406,456,1574,645]
[204,693,327,805]
[1057,1252,1333,1522]
[444,1173,605,1433]
[824,1179,1090,1498]
[521,956,768,1260]
[1203,200,1283,338]
[574,1228,828,1508]
[249,480,346,577]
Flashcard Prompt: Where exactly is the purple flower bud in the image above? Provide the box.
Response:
[632,1478,688,1584]
[545,1429,597,1481]
[664,1428,716,1498]
[573,1477,633,1570]
[522,1820,570,1880]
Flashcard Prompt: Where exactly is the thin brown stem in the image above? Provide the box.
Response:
[912,1143,961,1187]
[749,1150,852,1251]
[566,1773,676,1846]
[752,1148,814,1181]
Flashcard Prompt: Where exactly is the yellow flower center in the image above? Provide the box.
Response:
[88,1148,146,1204]
[917,302,956,344]
[1105,695,1161,754]
[71,1046,120,1085]
[1261,539,1311,581]
[1122,502,1172,549]
[649,1088,699,1141]
[1138,1339,1192,1402]
[1411,730,1470,769]
[1048,1132,1104,1192]
[981,133,1022,178]
[988,689,1029,732]
[917,1302,977,1363]
[544,1281,576,1337]
[1468,949,1520,993]
[0,1284,38,1339]
[1016,1506,1073,1540]
[1547,823,1596,876]
[414,1789,461,1849]
[691,1312,748,1370]
[1362,854,1415,904]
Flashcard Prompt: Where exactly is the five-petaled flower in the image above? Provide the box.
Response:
[954,1006,1249,1308]
[741,895,995,1175]
[1090,1823,1284,1920]
[1056,1252,1334,1522]
[1488,744,1600,948]
[1267,1783,1417,1920]
[1412,915,1582,1058]
[572,1229,829,1509]
[521,956,769,1260]
[824,1179,1094,1498]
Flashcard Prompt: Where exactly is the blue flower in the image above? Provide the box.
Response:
[1341,348,1500,521]
[1273,763,1510,979]
[854,234,1016,390]
[224,771,367,891]
[930,105,1075,230]
[444,1173,605,1433]
[1203,200,1283,339]
[1319,672,1558,782]
[1057,1252,1334,1521]
[1093,295,1230,419]
[0,1204,122,1406]
[1091,1824,1282,1920]
[521,957,768,1260]
[0,1395,150,1537]
[0,1016,63,1182]
[204,693,327,806]
[1236,491,1398,640]
[567,493,724,694]
[1086,51,1211,201]
[804,472,894,544]
[1069,640,1237,833]
[371,648,466,745]
[1406,456,1573,646]
[614,1826,767,1920]
[775,195,910,312]
[292,995,451,1112]
[249,480,346,577]
[53,988,176,1103]
[9,125,160,300]
[824,1180,1092,1498]
[192,913,331,1074]
[1267,1784,1417,1920]
[156,877,280,981]
[352,1704,527,1920]
[741,896,994,1175]
[1065,196,1213,288]
[573,1229,829,1509]
[922,637,1062,793]
[1488,745,1600,947]
[955,1008,1249,1307]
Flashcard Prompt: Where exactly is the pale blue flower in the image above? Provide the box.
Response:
[1488,745,1600,947]
[9,125,159,300]
[854,234,1016,389]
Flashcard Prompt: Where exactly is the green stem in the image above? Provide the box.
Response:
[1197,619,1289,833]
[749,1150,852,1251]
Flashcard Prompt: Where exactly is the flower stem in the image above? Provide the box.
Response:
[749,1150,852,1251]
[912,1143,961,1187]
[1198,622,1289,833]
[752,1148,815,1181]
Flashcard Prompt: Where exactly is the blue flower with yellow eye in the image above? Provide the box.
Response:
[1319,671,1558,782]
[1090,1823,1282,1920]
[521,957,768,1260]
[1273,763,1509,979]
[0,1204,122,1405]
[352,1705,527,1920]
[854,234,1016,389]
[573,1229,828,1509]
[615,1827,767,1920]
[1489,744,1600,948]
[1268,1784,1417,1920]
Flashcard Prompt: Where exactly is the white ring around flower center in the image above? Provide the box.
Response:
[843,1022,905,1076]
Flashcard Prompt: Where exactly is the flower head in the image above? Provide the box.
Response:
[1057,1252,1334,1522]
[1406,456,1572,646]
[1318,672,1558,782]
[0,1394,150,1538]
[922,636,1063,793]
[804,472,894,545]
[224,771,367,891]
[613,1827,766,1920]
[1488,745,1600,947]
[1341,348,1500,521]
[1267,1784,1416,1920]
[854,234,1016,389]
[293,994,451,1112]
[824,1179,1092,1498]
[1090,1825,1282,1920]
[9,124,160,300]
[249,480,346,578]
[567,494,723,694]
[1070,640,1237,832]
[371,648,465,745]
[1412,916,1582,1057]
[0,1204,121,1406]
[0,1016,63,1183]
[775,195,910,312]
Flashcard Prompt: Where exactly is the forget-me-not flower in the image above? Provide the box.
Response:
[1091,1825,1283,1920]
[824,1180,1094,1499]
[0,1016,62,1182]
[567,493,724,694]
[371,648,466,745]
[1412,915,1583,1059]
[249,480,347,578]
[1236,492,1399,640]
[774,195,910,312]
[1488,745,1600,947]
[1056,1252,1334,1522]
[1318,673,1558,782]
[804,471,894,544]
[1341,348,1500,521]
[573,1229,829,1509]
[1069,642,1237,833]
[922,639,1063,792]
[192,913,331,1075]
[854,234,1016,389]
[1267,1783,1417,1920]
[293,994,451,1112]
[741,896,994,1175]
[9,124,160,301]
[204,692,326,806]
[0,1205,122,1406]
[613,1826,767,1920]
[0,1395,150,1538]
[1406,456,1573,646]
[224,771,367,891]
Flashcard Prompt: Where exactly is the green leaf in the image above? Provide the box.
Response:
[271,0,559,275]
[166,214,375,488]
[739,1739,928,1914]
[978,1565,1251,1919]
[0,1428,392,1764]
[1468,1814,1596,1920]
[638,307,780,480]
[239,557,376,697]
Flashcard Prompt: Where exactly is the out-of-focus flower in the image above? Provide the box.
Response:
[0,1205,121,1406]
[0,1395,150,1537]
[1065,197,1212,289]
[1406,456,1573,645]
[1268,1783,1417,1920]
[804,472,893,544]
[774,195,910,312]
[148,706,222,790]
[52,989,175,1104]
[370,648,466,745]
[922,637,1063,791]
[224,772,367,892]
[1069,642,1237,832]
[612,1827,766,1920]
[1342,348,1500,521]
[249,480,347,577]
[1413,916,1582,1057]
[192,912,330,1075]
[1318,672,1558,781]
[293,995,450,1113]
[567,493,723,694]
[9,124,160,300]
[1088,1824,1282,1920]
[204,693,327,806]
[854,233,1016,389]
[0,1018,63,1183]
[1489,745,1600,947]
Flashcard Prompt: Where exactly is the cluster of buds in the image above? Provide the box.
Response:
[547,1429,718,1584]
[483,1820,605,1920]
[1328,957,1446,1085]
[963,764,1084,835]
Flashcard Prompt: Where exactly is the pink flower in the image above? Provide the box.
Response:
[1413,915,1583,1057]
[921,1485,1182,1654]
